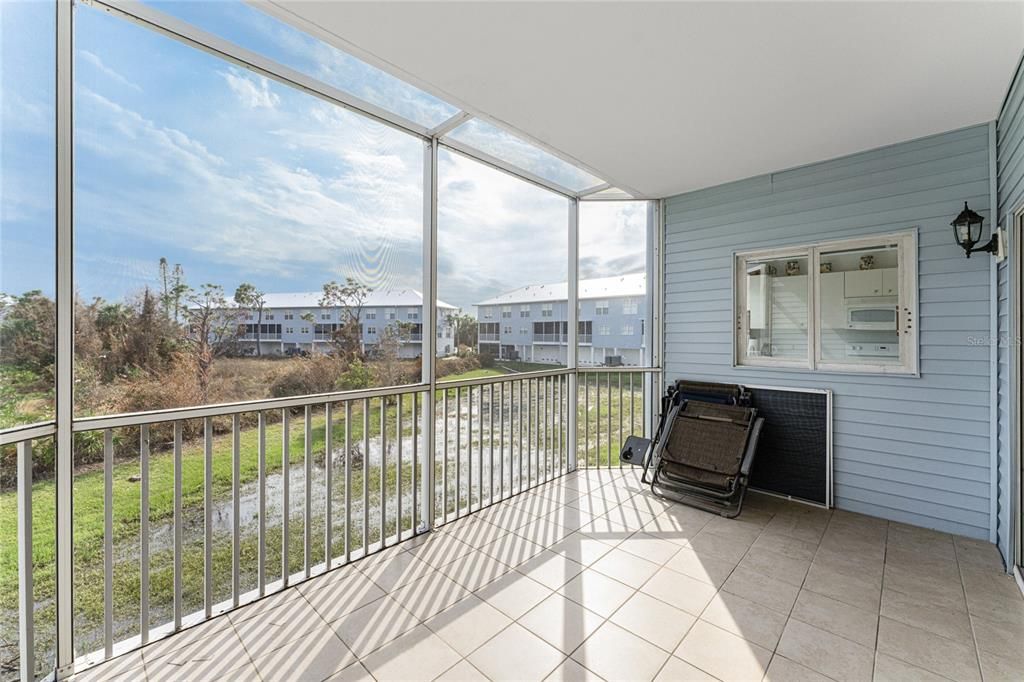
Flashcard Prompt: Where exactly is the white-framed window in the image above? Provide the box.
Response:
[407,308,418,320]
[520,327,528,335]
[599,325,610,336]
[300,327,309,334]
[265,313,275,320]
[520,305,530,318]
[541,303,553,317]
[621,298,638,315]
[365,310,376,319]
[367,326,377,335]
[595,300,609,315]
[320,313,330,320]
[501,305,512,318]
[386,308,396,320]
[284,312,294,320]
[622,324,634,335]
[285,327,294,334]
[734,230,918,374]
[483,307,494,319]
[503,326,512,334]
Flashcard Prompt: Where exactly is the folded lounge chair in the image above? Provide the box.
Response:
[621,380,764,518]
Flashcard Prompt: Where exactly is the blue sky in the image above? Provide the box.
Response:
[1,0,646,312]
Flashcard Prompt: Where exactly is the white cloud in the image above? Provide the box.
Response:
[220,68,280,109]
[79,50,143,92]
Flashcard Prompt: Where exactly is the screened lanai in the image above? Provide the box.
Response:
[1,2,1023,681]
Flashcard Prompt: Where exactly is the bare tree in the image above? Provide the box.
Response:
[183,284,240,401]
[234,282,267,357]
[158,258,188,322]
[319,277,371,361]
[375,320,414,388]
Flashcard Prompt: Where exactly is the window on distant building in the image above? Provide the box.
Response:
[483,307,494,319]
[595,300,609,315]
[541,303,553,317]
[599,325,610,336]
[285,327,294,334]
[365,310,376,319]
[520,327,528,335]
[367,326,377,335]
[284,313,294,320]
[621,298,638,315]
[622,324,634,335]
[265,313,275,320]
[320,313,330,320]
[503,326,512,334]
[300,327,309,334]
[501,305,512,318]
[386,308,396,320]
[520,305,530,318]
[408,308,419,319]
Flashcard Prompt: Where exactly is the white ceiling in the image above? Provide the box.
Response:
[270,1,1024,199]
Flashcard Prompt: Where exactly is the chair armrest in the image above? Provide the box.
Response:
[739,417,765,477]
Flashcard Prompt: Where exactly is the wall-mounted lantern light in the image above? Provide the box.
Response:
[951,201,1000,258]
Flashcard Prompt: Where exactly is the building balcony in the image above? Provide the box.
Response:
[240,333,282,341]
[478,334,500,343]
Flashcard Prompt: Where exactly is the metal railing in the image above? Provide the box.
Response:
[239,333,282,341]
[1,366,658,680]
[477,334,500,342]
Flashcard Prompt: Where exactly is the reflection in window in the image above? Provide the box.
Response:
[74,4,425,417]
[144,0,459,128]
[447,118,601,192]
[742,255,809,362]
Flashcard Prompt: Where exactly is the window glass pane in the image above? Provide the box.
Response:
[742,255,808,361]
[819,243,901,366]
[447,118,602,192]
[143,0,459,128]
[578,202,649,367]
[74,4,425,419]
[1,0,56,430]
[438,148,568,373]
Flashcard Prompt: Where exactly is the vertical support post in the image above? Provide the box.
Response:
[421,137,438,531]
[18,441,35,682]
[55,0,74,675]
[344,401,352,564]
[362,399,369,553]
[646,200,663,438]
[568,198,579,472]
[379,399,386,546]
[396,396,403,540]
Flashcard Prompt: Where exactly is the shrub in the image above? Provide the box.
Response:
[269,354,343,398]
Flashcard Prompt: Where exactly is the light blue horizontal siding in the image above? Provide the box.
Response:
[663,124,993,540]
[996,54,1024,566]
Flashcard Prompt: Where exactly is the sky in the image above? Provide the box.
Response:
[0,0,648,314]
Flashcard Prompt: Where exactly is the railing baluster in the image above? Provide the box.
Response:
[518,379,524,493]
[258,411,267,596]
[304,406,312,578]
[499,382,505,500]
[173,420,183,630]
[489,382,495,505]
[527,379,533,487]
[630,373,635,440]
[345,401,352,564]
[455,386,462,517]
[140,425,150,644]
[442,387,448,523]
[595,375,600,470]
[397,394,403,541]
[618,372,623,468]
[233,414,241,605]
[468,385,473,512]
[478,385,484,508]
[204,418,213,615]
[585,373,591,467]
[17,440,34,682]
[282,409,290,586]
[411,394,418,534]
[607,373,613,468]
[103,428,113,658]
[380,397,387,547]
[362,398,369,554]
[325,403,333,570]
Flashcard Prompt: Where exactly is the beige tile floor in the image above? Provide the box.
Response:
[73,468,1024,682]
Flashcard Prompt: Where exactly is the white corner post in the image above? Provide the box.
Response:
[55,0,75,677]
[420,137,439,531]
[567,198,579,471]
[645,199,663,439]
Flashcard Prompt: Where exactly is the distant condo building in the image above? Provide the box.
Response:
[475,273,647,366]
[231,290,457,357]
